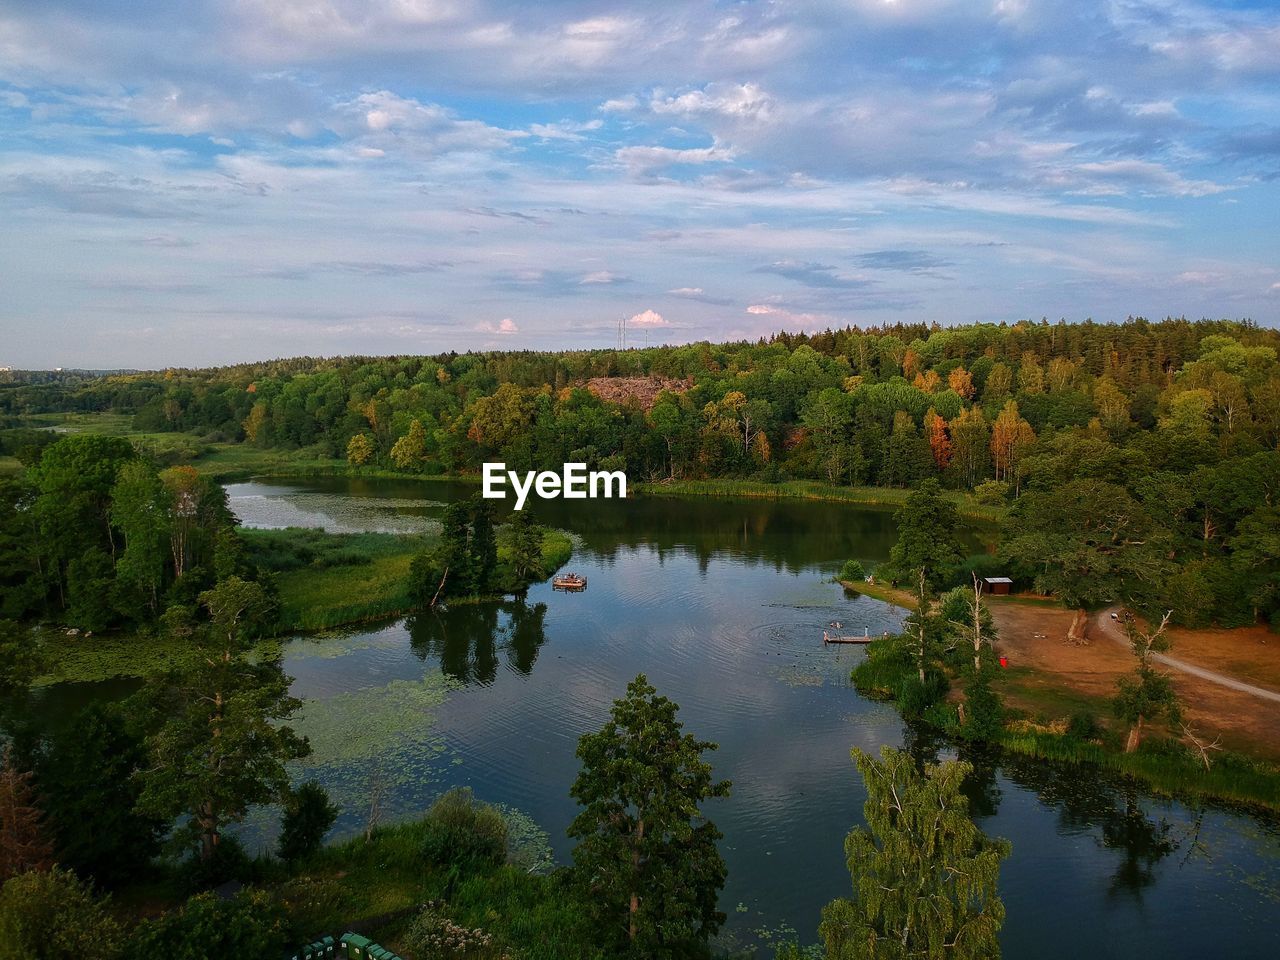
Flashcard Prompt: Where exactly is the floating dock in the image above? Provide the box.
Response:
[552,573,588,592]
[823,629,872,645]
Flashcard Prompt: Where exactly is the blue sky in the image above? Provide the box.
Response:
[1,0,1278,368]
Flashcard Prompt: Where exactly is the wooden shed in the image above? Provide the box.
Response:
[982,577,1013,595]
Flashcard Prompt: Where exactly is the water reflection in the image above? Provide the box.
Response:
[408,600,549,686]
[995,751,1188,905]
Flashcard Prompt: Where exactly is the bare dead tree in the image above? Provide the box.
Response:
[429,565,450,610]
[1180,722,1223,772]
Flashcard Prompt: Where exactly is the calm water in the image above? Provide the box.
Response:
[78,479,1280,955]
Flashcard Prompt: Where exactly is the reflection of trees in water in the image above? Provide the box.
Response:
[996,751,1193,903]
[899,721,1198,902]
[407,600,548,686]
[901,724,1003,819]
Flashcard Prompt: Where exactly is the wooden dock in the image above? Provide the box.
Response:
[823,630,872,645]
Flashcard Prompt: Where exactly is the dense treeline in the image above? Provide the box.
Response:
[4,317,1277,629]
[0,436,254,629]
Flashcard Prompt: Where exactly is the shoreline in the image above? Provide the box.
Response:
[839,578,1280,810]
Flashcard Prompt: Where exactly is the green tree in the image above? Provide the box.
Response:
[1113,613,1181,753]
[884,480,963,590]
[138,579,307,861]
[569,675,731,958]
[507,509,546,584]
[469,497,498,594]
[0,479,42,619]
[36,703,163,888]
[1002,479,1170,643]
[819,746,1010,960]
[110,460,170,616]
[31,435,135,607]
[0,622,40,709]
[390,418,430,470]
[277,782,338,865]
[0,867,124,960]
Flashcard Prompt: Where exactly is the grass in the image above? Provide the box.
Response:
[298,815,606,959]
[244,527,430,631]
[243,525,574,633]
[637,478,1004,523]
[0,455,21,476]
[996,729,1280,810]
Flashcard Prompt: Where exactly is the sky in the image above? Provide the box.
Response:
[1,0,1279,369]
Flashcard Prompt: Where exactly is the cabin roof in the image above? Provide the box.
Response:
[983,577,1013,583]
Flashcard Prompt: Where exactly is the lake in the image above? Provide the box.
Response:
[209,478,1280,954]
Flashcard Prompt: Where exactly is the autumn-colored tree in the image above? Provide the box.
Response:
[159,465,203,580]
[0,745,53,882]
[346,432,375,465]
[924,407,953,471]
[390,418,429,470]
[912,370,942,393]
[990,400,1036,495]
[902,347,922,379]
[242,401,269,444]
[947,366,975,399]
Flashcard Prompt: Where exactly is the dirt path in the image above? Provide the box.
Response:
[1095,608,1280,705]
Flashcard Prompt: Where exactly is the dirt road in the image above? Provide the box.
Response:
[1095,607,1280,705]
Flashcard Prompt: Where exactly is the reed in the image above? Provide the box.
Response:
[997,731,1280,810]
[637,478,1003,522]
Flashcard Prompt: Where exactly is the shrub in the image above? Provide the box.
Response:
[180,834,253,893]
[959,673,1004,740]
[421,788,509,874]
[838,559,866,582]
[897,670,949,717]
[278,782,339,865]
[274,877,343,940]
[131,889,289,958]
[0,869,124,960]
[972,480,1009,505]
[1066,712,1103,741]
[402,906,515,960]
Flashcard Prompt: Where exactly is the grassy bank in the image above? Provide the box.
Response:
[302,815,602,959]
[995,727,1280,809]
[849,622,1280,811]
[245,528,428,632]
[639,478,1003,523]
[246,526,574,633]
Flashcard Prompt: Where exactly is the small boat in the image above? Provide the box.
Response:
[552,572,588,592]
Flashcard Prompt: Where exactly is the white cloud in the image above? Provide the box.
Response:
[529,119,603,141]
[474,317,519,334]
[613,143,732,177]
[579,270,629,285]
[629,308,668,327]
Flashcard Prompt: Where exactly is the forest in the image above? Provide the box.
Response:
[3,317,1278,632]
[0,317,1278,958]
